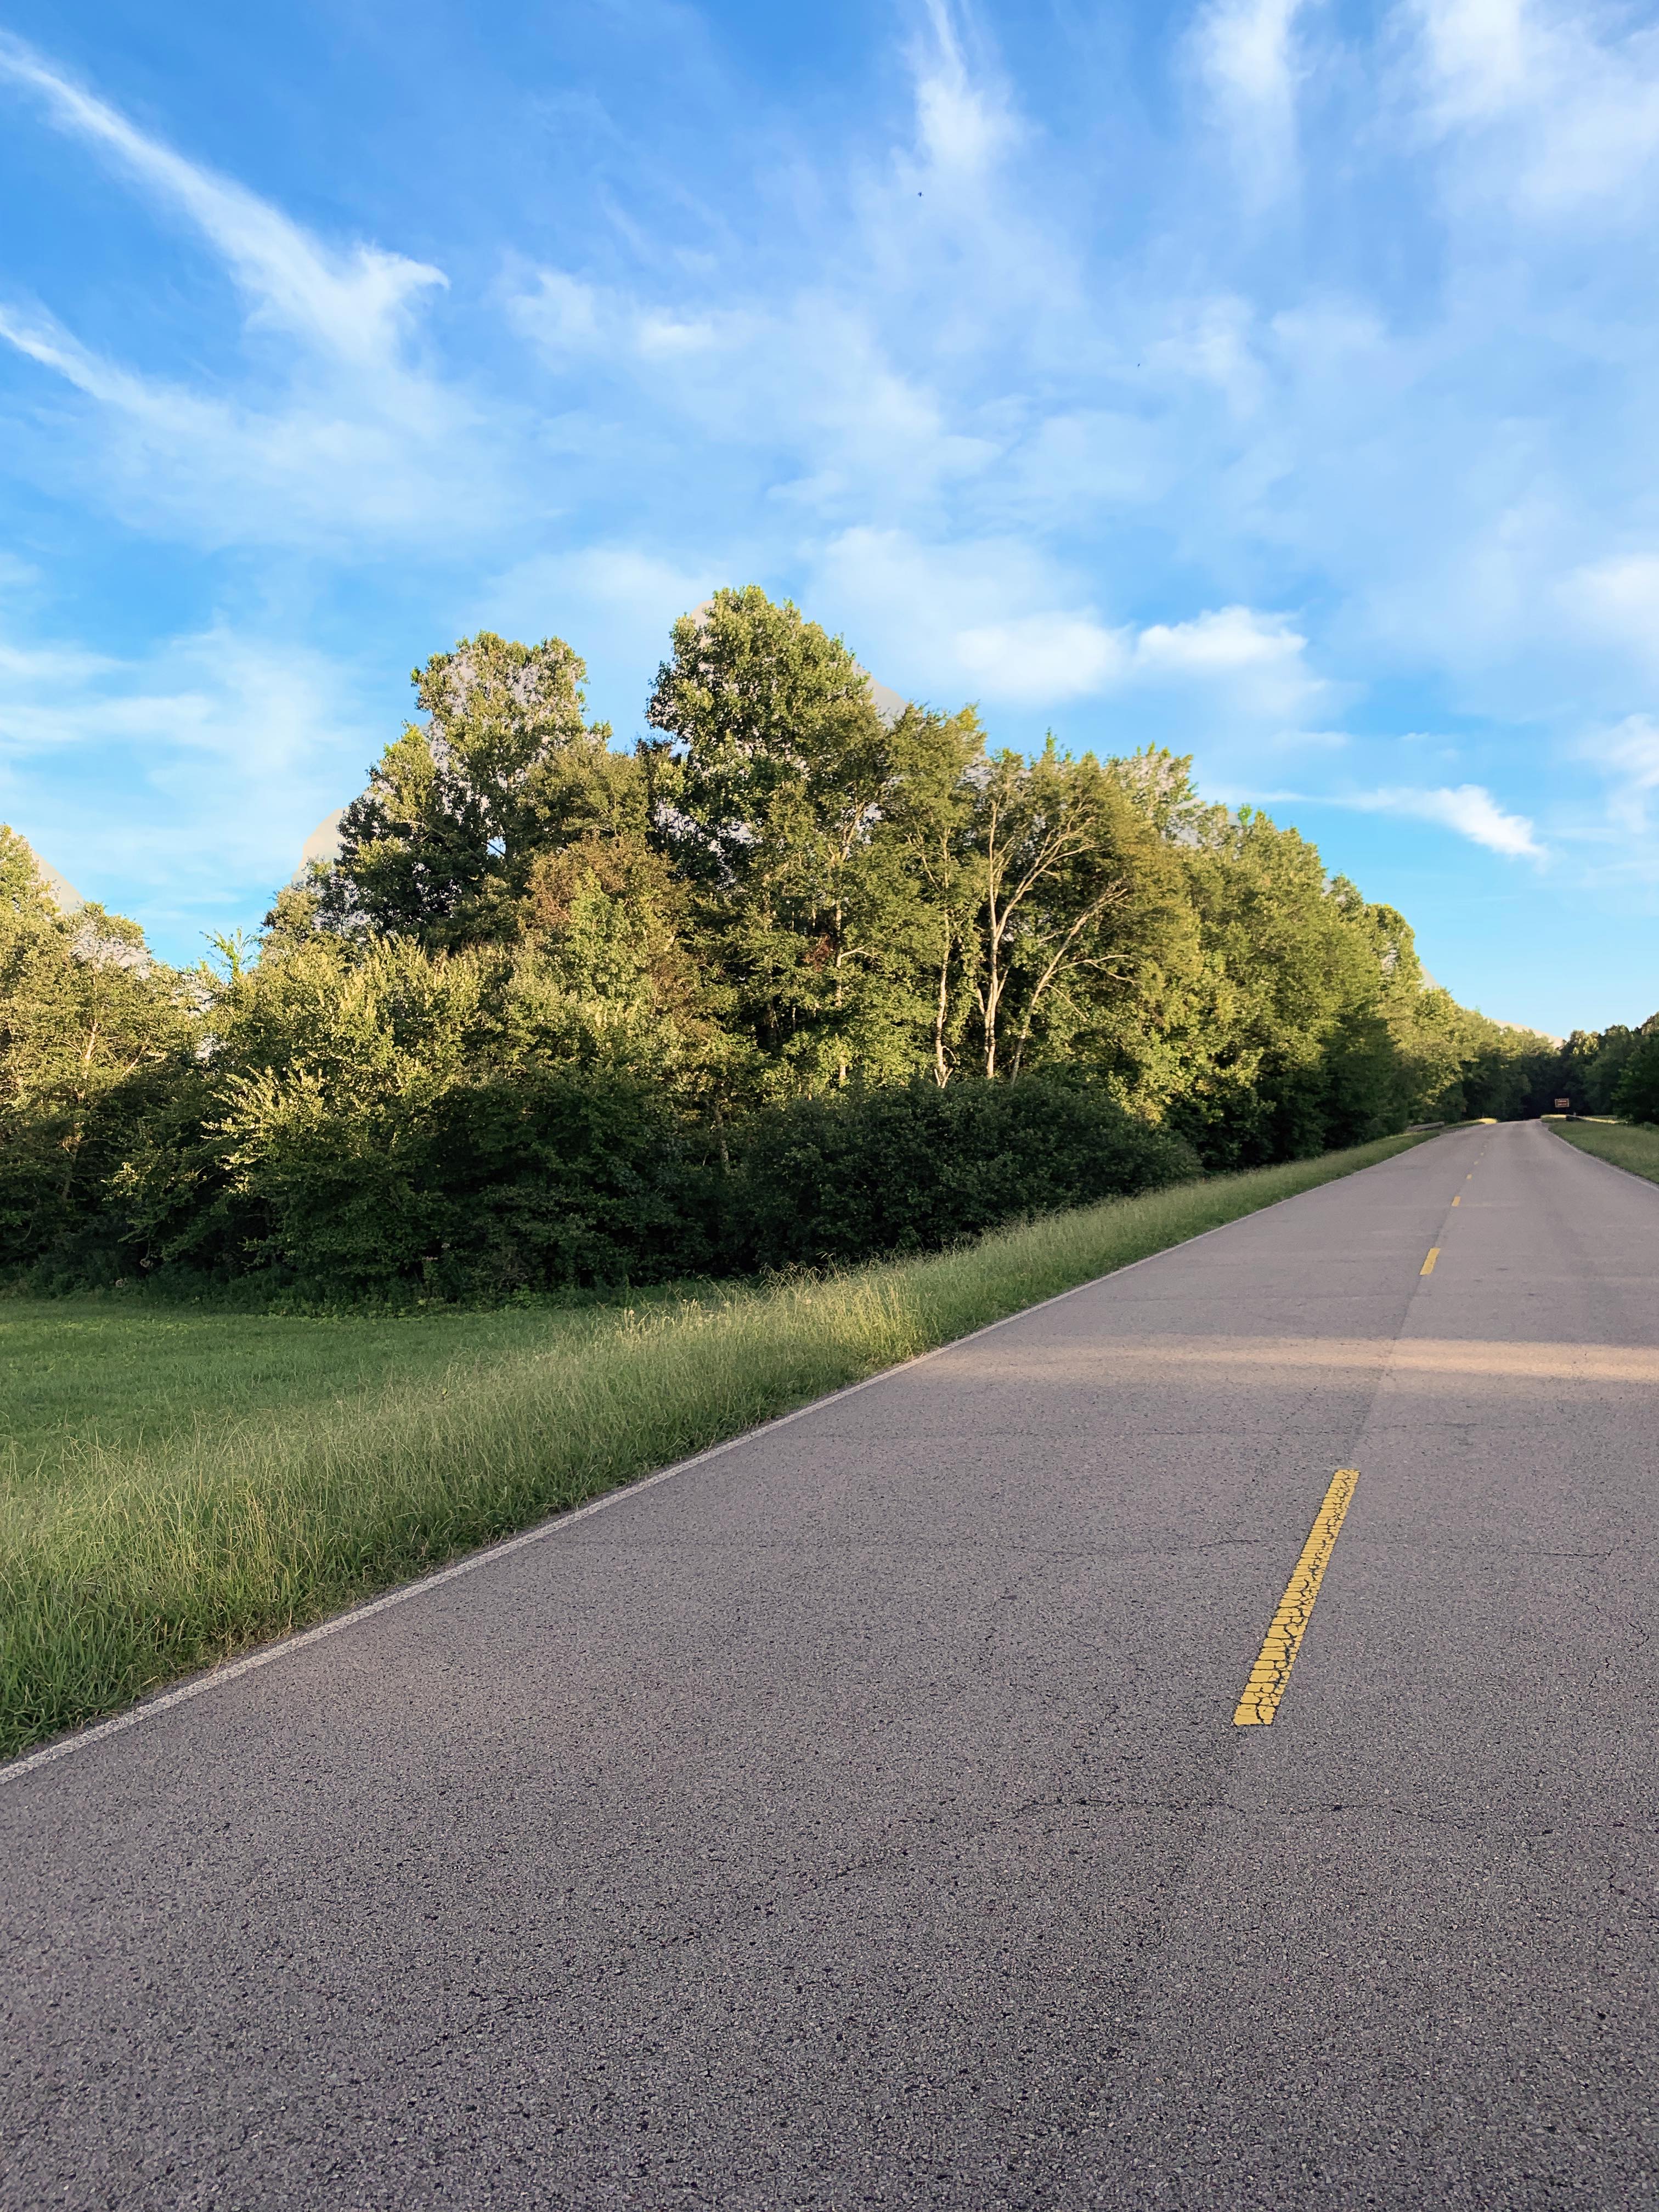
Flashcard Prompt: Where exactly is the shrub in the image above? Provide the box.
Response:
[724,1071,1200,1269]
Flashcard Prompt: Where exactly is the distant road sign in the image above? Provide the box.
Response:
[1555,1098,1571,1110]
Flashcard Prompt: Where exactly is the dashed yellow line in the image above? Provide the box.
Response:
[1452,1195,1460,1205]
[1234,1470,1361,1727]
[1421,1246,1440,1275]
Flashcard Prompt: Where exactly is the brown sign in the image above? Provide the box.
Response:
[1555,1098,1571,1110]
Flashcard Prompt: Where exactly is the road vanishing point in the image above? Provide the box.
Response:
[4,1122,1656,2209]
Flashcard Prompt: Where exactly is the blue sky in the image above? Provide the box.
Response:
[1,0,1656,1034]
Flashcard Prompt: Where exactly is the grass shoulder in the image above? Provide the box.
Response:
[1,1131,1429,1760]
[1545,1116,1659,1186]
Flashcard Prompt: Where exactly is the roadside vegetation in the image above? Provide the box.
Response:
[1548,1119,1659,1186]
[4,588,1573,1307]
[1,1135,1426,1757]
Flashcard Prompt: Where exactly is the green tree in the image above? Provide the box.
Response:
[0,826,191,1269]
[318,632,635,951]
[958,740,1192,1085]
[1556,1028,1601,1113]
[647,586,943,1095]
[1162,812,1408,1164]
[875,704,985,1085]
[1584,1024,1639,1113]
[1613,1019,1659,1124]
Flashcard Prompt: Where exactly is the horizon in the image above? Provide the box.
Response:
[2,1,1657,1036]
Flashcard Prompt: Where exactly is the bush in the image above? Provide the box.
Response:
[724,1071,1200,1269]
[110,934,714,1300]
[226,1064,706,1298]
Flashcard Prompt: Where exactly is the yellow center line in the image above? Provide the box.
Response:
[1420,1246,1440,1274]
[1452,1194,1460,1205]
[1234,1469,1360,1728]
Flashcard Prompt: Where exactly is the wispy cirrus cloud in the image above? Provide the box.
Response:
[0,31,445,363]
[1189,0,1317,196]
[1588,714,1659,834]
[0,32,498,549]
[1411,0,1659,211]
[909,0,1020,183]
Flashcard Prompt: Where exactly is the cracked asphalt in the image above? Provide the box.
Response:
[4,1120,1657,2209]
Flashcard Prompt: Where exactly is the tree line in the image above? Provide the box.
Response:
[2,586,1646,1300]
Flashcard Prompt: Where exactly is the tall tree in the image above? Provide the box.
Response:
[1583,1024,1640,1113]
[958,741,1190,1084]
[877,703,983,1085]
[647,586,937,1094]
[318,632,636,951]
[1613,1018,1659,1124]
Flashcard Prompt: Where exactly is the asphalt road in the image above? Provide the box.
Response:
[4,1122,1657,2210]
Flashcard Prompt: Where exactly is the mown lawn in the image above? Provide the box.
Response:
[1547,1117,1659,1186]
[1,1132,1428,1758]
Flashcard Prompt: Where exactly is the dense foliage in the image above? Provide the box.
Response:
[1558,1018,1659,1124]
[2,588,1607,1299]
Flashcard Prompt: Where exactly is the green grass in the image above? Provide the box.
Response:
[1547,1116,1659,1186]
[1,1132,1427,1759]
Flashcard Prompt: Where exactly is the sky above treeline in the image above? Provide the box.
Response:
[0,0,1655,1035]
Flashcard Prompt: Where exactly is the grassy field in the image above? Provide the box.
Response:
[2,1132,1427,1758]
[1547,1117,1659,1186]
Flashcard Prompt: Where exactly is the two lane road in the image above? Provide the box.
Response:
[4,1122,1656,2207]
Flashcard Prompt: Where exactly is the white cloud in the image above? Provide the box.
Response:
[507,269,603,358]
[0,32,444,363]
[806,527,1333,723]
[956,613,1128,702]
[1146,295,1267,419]
[1131,606,1328,718]
[1345,781,1544,857]
[635,313,726,358]
[1587,714,1659,833]
[910,0,1018,182]
[0,612,381,921]
[1190,0,1315,195]
[947,601,1327,718]
[1198,0,1307,109]
[1562,555,1659,679]
[808,526,1128,708]
[1412,0,1659,211]
[809,526,1074,701]
[0,293,495,545]
[1412,0,1531,117]
[1134,604,1299,670]
[0,37,493,549]
[507,271,994,517]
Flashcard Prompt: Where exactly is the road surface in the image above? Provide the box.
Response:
[3,1121,1656,2209]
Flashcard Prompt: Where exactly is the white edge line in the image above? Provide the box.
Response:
[0,1135,1453,1788]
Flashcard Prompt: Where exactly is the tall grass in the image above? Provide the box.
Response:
[1548,1118,1659,1187]
[1,1133,1426,1758]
